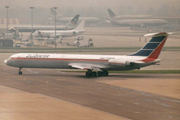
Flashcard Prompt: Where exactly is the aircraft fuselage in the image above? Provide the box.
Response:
[4,53,154,71]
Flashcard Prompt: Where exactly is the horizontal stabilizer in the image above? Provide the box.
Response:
[144,32,174,37]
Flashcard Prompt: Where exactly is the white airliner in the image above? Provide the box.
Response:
[33,20,85,43]
[8,14,80,33]
[4,32,171,77]
[107,9,167,27]
[49,8,101,26]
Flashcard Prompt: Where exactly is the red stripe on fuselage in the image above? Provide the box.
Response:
[141,36,167,62]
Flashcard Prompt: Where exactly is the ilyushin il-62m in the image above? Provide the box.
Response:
[4,32,172,77]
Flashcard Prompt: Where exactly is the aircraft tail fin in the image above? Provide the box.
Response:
[107,9,116,19]
[129,32,173,61]
[50,8,62,18]
[50,8,56,17]
[75,20,85,31]
[66,15,80,28]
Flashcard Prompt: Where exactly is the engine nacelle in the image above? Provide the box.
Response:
[108,59,134,66]
[73,31,79,35]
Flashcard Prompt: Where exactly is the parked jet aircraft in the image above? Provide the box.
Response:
[107,9,167,27]
[33,20,85,43]
[8,14,80,33]
[4,32,172,77]
[50,8,101,26]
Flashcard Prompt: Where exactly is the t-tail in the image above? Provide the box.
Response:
[130,32,173,62]
[66,15,80,28]
[107,9,116,19]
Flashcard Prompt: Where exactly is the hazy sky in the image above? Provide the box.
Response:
[1,0,180,9]
[0,0,179,20]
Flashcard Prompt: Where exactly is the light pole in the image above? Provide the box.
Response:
[30,7,34,45]
[53,7,57,48]
[5,6,9,39]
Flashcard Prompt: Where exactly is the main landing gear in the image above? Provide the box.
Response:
[19,68,22,75]
[85,69,109,77]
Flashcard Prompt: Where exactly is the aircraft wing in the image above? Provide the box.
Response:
[68,63,108,71]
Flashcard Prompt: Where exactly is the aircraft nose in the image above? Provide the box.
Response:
[4,59,7,64]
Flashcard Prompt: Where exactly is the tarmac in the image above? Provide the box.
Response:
[0,27,180,120]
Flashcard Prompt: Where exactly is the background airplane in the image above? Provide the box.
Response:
[8,14,80,33]
[4,32,172,77]
[33,20,85,43]
[50,8,102,26]
[107,9,168,27]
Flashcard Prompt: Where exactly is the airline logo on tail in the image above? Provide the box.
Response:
[65,15,80,28]
[70,15,80,26]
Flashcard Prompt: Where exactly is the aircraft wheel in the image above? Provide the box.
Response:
[86,72,92,77]
[98,71,103,76]
[19,71,22,75]
[103,71,109,76]
[92,72,97,77]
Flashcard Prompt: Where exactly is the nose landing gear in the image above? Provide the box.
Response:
[19,68,22,75]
